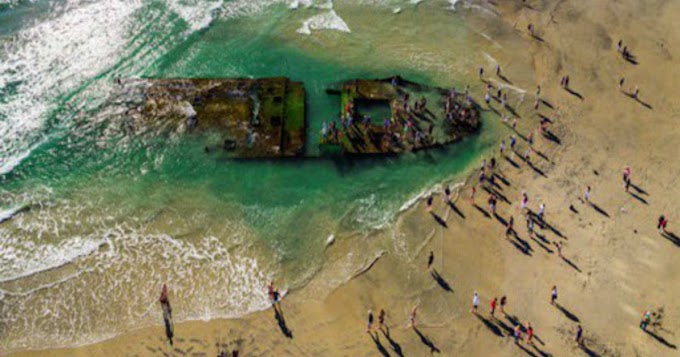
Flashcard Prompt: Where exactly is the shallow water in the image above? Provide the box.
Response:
[0,0,532,351]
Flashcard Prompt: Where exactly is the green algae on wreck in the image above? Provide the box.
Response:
[139,78,306,158]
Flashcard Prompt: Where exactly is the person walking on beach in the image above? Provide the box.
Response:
[659,215,668,234]
[379,309,386,331]
[526,322,534,345]
[367,310,374,333]
[514,325,523,344]
[500,140,506,156]
[575,325,584,346]
[471,292,480,314]
[527,23,534,37]
[658,215,665,232]
[633,85,639,99]
[640,310,651,331]
[444,186,452,203]
[521,192,529,213]
[490,297,498,317]
[555,241,563,258]
[496,64,501,77]
[427,251,434,271]
[268,281,281,306]
[485,91,491,105]
[470,186,477,205]
[506,216,514,237]
[479,66,484,80]
[551,285,558,305]
[500,295,507,315]
[510,135,517,151]
[267,281,276,305]
[160,284,172,318]
[489,194,497,216]
[426,194,433,212]
[160,284,174,345]
[527,216,534,238]
[619,77,625,91]
[584,186,591,203]
[623,167,631,192]
[538,203,545,222]
[409,306,417,328]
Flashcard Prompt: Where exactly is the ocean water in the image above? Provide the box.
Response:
[0,0,530,351]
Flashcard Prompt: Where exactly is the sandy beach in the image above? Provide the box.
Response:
[9,0,680,356]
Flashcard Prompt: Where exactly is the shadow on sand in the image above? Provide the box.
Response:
[431,270,454,292]
[662,231,680,247]
[476,314,503,337]
[505,155,521,169]
[447,201,466,219]
[430,212,448,228]
[589,202,610,218]
[564,87,584,100]
[629,191,648,205]
[414,327,441,354]
[561,256,582,272]
[555,303,580,322]
[473,204,492,219]
[274,305,293,339]
[369,332,391,357]
[644,329,677,349]
[381,327,404,357]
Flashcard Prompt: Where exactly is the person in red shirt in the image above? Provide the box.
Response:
[526,322,534,344]
[344,101,353,120]
[661,217,669,233]
[490,297,497,317]
[159,284,171,317]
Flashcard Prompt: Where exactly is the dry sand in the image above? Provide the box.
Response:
[11,0,680,356]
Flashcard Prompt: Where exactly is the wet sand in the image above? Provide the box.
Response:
[11,0,680,355]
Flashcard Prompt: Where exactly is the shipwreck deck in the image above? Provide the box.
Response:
[139,78,306,158]
[320,77,480,155]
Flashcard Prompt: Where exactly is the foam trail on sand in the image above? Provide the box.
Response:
[399,181,465,213]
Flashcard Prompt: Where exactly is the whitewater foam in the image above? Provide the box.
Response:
[297,9,351,35]
[0,204,29,224]
[0,233,106,283]
[0,214,272,351]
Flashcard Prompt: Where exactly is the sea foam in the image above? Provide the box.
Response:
[297,9,351,35]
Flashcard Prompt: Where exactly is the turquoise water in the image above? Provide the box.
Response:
[0,0,515,351]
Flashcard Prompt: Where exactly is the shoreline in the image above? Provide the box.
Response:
[8,0,680,355]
